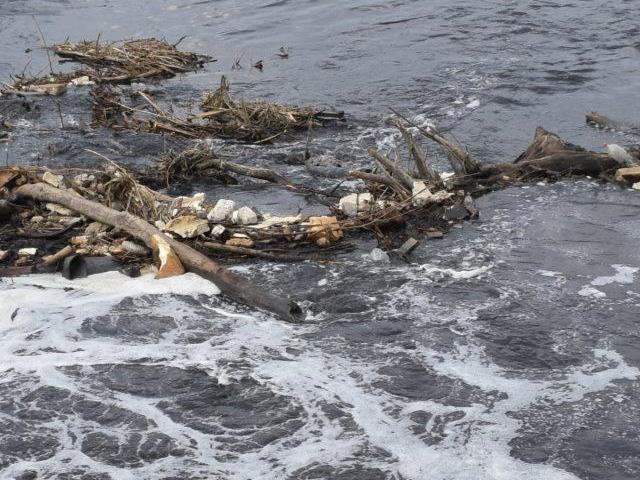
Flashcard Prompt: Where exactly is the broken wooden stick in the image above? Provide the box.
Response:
[14,183,304,323]
[348,170,409,199]
[394,120,440,182]
[390,108,481,174]
[368,148,414,191]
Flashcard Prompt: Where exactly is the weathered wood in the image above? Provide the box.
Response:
[514,127,584,163]
[586,111,639,134]
[14,183,304,323]
[349,170,409,198]
[199,157,287,184]
[368,148,414,191]
[394,121,440,182]
[390,108,481,174]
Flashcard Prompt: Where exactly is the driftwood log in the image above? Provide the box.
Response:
[14,183,304,323]
[452,128,621,190]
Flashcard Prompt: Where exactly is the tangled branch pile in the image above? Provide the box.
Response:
[199,77,344,141]
[90,79,344,142]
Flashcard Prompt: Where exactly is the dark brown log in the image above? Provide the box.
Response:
[468,152,619,188]
[202,242,308,262]
[14,183,304,323]
[514,127,584,163]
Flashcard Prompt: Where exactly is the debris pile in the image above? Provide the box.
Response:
[198,77,345,141]
[90,78,344,142]
[1,38,212,95]
[2,36,638,321]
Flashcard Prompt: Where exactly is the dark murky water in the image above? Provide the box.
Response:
[1,1,640,479]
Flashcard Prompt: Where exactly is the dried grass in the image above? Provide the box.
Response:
[91,79,344,142]
[53,37,212,83]
[199,77,329,142]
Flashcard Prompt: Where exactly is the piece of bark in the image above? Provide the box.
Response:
[15,183,303,323]
[514,127,584,163]
[150,234,185,279]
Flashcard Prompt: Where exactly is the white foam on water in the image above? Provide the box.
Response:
[578,285,607,298]
[591,264,638,286]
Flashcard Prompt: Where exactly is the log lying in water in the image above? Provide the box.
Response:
[452,127,621,189]
[14,183,304,323]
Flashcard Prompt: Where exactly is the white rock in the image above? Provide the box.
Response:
[339,192,373,217]
[18,247,37,256]
[412,181,432,207]
[633,182,640,191]
[231,206,258,225]
[0,250,9,261]
[30,216,44,223]
[46,203,74,216]
[42,171,64,188]
[369,248,390,263]
[211,225,226,238]
[154,220,167,230]
[207,199,236,222]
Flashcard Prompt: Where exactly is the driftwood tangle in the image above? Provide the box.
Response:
[14,183,304,323]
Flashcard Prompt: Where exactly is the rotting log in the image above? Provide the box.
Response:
[14,183,304,323]
[453,128,621,190]
[586,111,640,134]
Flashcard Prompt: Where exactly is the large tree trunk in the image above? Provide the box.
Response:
[14,183,304,323]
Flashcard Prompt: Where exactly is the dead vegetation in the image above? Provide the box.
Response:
[54,37,212,83]
[1,37,212,95]
[198,77,344,142]
[89,78,344,142]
